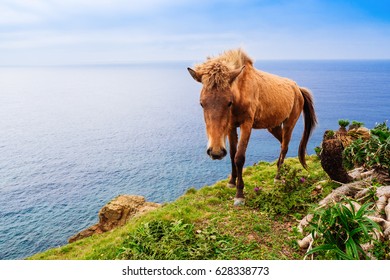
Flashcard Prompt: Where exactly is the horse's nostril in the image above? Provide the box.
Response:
[207,148,227,160]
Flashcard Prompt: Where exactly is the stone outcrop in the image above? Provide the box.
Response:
[320,133,352,183]
[69,195,161,243]
[319,127,371,183]
[319,130,352,183]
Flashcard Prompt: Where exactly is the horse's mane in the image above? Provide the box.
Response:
[195,48,253,90]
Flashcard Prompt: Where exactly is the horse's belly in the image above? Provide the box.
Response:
[253,104,291,129]
[252,115,285,129]
[252,87,296,129]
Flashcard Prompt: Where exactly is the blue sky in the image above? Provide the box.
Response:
[0,0,389,65]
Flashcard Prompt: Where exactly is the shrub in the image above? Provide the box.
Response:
[116,220,238,260]
[250,165,320,216]
[343,121,390,175]
[371,121,390,142]
[349,120,364,130]
[306,200,380,260]
[314,146,322,157]
[325,130,335,138]
[338,119,350,128]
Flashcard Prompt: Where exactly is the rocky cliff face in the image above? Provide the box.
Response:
[69,195,160,243]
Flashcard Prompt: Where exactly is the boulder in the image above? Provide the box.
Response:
[69,195,160,243]
[319,130,352,183]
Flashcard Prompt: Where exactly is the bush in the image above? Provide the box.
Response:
[306,200,380,260]
[250,165,320,216]
[371,121,390,142]
[343,121,390,175]
[338,119,350,128]
[116,220,238,260]
[349,120,364,130]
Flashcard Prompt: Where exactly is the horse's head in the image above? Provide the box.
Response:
[187,65,245,160]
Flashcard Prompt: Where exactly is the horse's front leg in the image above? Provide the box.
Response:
[233,123,252,206]
[227,128,238,188]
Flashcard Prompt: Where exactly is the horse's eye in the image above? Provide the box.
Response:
[200,102,204,108]
[228,101,233,107]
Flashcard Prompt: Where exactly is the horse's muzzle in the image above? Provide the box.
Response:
[207,147,227,160]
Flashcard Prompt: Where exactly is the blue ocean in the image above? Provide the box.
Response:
[0,61,389,259]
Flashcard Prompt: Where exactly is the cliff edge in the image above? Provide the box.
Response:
[69,195,161,243]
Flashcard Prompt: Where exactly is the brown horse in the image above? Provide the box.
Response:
[188,49,317,206]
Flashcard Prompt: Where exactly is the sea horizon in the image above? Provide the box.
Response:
[1,58,390,68]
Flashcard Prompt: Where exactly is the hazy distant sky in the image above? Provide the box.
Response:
[1,0,389,65]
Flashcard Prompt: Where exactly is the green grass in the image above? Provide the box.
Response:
[29,156,333,260]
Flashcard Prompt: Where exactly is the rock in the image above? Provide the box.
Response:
[320,137,352,183]
[69,195,160,243]
[319,126,373,184]
[348,167,365,180]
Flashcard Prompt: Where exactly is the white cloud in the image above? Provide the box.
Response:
[0,0,389,64]
[0,0,188,25]
[0,23,243,65]
[0,1,47,26]
[0,4,42,25]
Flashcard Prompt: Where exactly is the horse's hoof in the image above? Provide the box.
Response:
[233,198,245,206]
[227,183,236,188]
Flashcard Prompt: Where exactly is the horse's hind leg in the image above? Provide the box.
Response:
[275,125,294,179]
[268,126,283,143]
[276,109,302,178]
[268,126,285,179]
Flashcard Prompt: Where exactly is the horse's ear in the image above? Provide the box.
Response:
[187,67,202,83]
[229,65,245,84]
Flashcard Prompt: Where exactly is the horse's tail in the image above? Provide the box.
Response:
[299,87,318,169]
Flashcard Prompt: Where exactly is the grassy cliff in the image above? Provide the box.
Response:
[29,155,337,260]
[28,121,390,260]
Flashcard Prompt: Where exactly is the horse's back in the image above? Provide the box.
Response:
[243,68,302,129]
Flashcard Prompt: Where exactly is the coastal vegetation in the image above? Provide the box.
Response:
[30,156,330,260]
[343,121,390,175]
[300,121,390,259]
[29,121,390,260]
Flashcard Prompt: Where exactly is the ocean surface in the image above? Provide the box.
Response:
[0,60,389,259]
